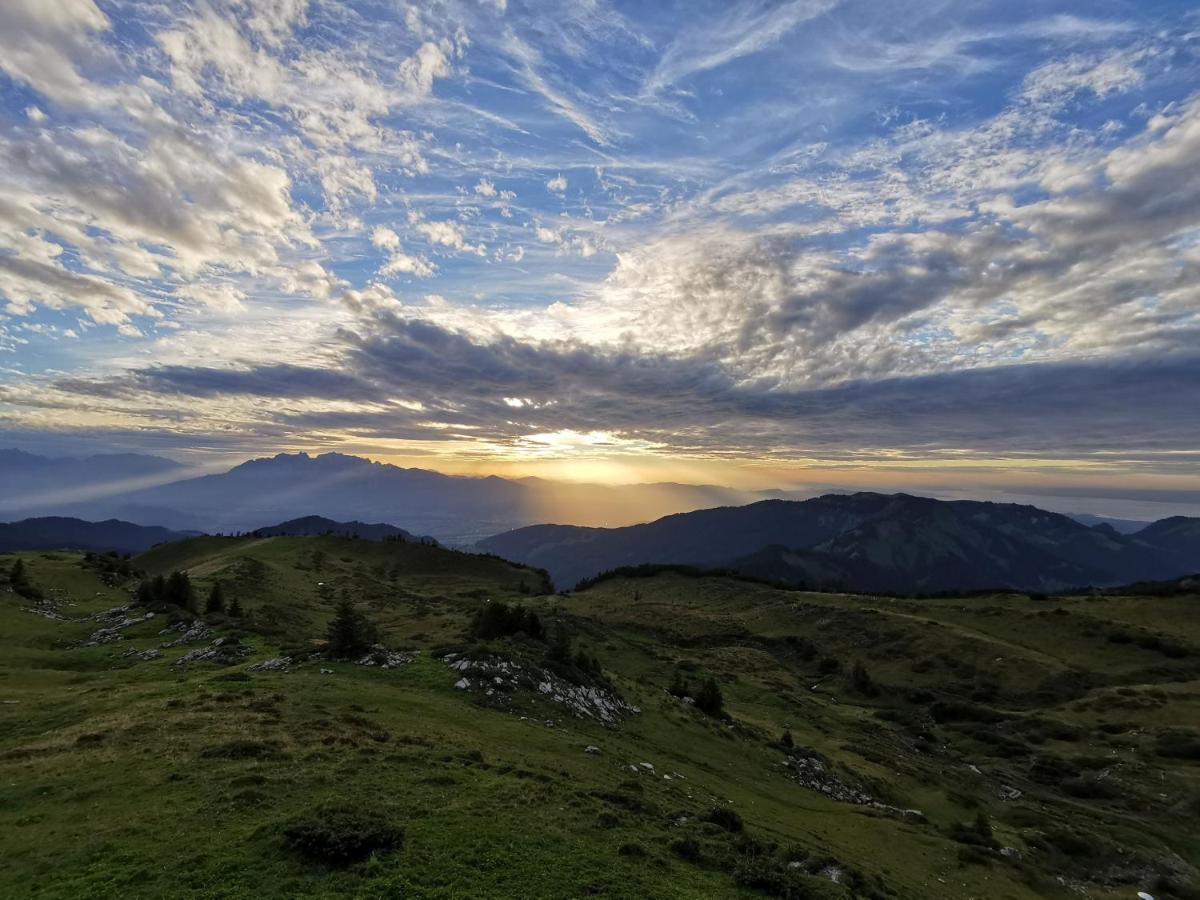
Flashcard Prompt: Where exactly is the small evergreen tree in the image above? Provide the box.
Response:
[135,579,156,606]
[851,660,879,697]
[8,559,40,599]
[780,730,794,750]
[226,595,243,618]
[205,581,226,615]
[547,620,571,664]
[325,597,376,659]
[693,678,725,717]
[164,570,194,610]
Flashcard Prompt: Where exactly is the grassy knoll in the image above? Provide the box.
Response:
[1,544,1197,898]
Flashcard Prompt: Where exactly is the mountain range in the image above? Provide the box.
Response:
[0,449,755,543]
[477,492,1200,593]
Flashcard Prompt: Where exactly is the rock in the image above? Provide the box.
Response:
[356,649,419,668]
[584,745,601,754]
[454,678,470,689]
[161,622,213,648]
[174,638,252,667]
[248,657,292,672]
[121,647,162,661]
[82,608,155,646]
[640,762,655,771]
[441,656,639,724]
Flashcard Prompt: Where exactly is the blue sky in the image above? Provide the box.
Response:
[1,0,1199,517]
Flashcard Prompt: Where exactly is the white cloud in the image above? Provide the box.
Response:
[546,174,567,193]
[474,177,497,197]
[174,282,247,315]
[418,219,468,249]
[380,252,437,278]
[645,0,836,94]
[371,227,401,251]
[397,41,451,97]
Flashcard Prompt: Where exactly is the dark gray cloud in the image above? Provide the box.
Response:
[53,313,1200,461]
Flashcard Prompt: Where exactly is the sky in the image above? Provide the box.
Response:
[1,0,1199,519]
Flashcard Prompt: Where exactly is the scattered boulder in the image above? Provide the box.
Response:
[82,607,155,645]
[248,657,292,672]
[443,653,639,724]
[174,637,252,667]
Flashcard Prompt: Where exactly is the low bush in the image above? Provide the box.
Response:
[732,857,829,899]
[283,805,404,866]
[702,806,744,833]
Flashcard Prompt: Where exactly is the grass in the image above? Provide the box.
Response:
[1,544,1197,898]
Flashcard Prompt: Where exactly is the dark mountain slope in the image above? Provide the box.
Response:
[479,492,1196,592]
[0,517,197,555]
[1133,516,1200,559]
[252,515,431,543]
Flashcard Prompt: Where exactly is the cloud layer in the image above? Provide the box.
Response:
[0,0,1198,502]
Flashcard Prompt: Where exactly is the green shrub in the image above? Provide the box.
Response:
[693,678,725,717]
[283,805,404,866]
[732,856,828,898]
[702,805,744,833]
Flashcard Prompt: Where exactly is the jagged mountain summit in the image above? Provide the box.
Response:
[0,450,755,543]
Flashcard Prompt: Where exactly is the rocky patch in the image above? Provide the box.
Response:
[781,754,922,819]
[174,637,252,667]
[443,653,639,725]
[82,606,155,645]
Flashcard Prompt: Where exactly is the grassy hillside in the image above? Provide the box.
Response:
[1,541,1197,899]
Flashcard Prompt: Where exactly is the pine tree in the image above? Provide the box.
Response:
[693,678,724,717]
[205,581,225,615]
[325,597,376,659]
[135,579,155,606]
[164,571,194,610]
[226,595,243,618]
[8,559,39,599]
[547,620,571,663]
[851,660,879,697]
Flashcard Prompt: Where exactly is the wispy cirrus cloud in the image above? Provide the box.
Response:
[0,0,1198,510]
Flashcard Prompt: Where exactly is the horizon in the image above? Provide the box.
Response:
[2,1,1199,523]
[6,443,1199,526]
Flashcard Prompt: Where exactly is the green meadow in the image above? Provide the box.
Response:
[1,537,1197,899]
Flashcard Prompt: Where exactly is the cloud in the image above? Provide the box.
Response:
[500,31,611,145]
[546,174,567,193]
[380,252,437,278]
[397,41,452,97]
[417,219,469,249]
[645,0,837,94]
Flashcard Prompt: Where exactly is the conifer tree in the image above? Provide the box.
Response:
[325,597,376,659]
[165,570,194,610]
[8,559,39,599]
[205,581,225,615]
[694,677,724,717]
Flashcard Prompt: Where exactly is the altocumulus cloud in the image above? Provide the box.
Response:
[0,0,1197,482]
